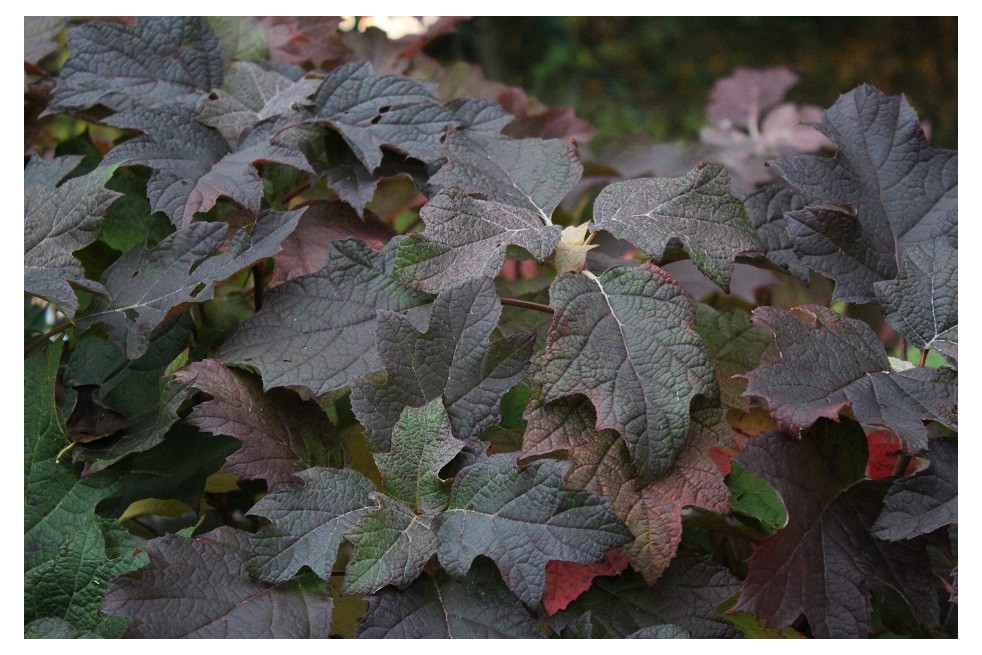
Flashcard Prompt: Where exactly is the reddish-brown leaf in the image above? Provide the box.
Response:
[270,202,395,287]
[542,549,630,615]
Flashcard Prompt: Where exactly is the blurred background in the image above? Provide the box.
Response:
[424,17,957,148]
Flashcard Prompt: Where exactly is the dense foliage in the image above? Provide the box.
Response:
[25,17,957,639]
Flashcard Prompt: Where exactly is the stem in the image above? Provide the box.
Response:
[918,349,929,367]
[500,297,554,314]
[584,229,599,246]
[252,265,265,311]
[900,336,908,362]
[281,180,312,206]
[25,322,72,356]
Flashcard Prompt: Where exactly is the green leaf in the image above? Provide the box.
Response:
[24,344,145,637]
[726,460,788,533]
[376,401,465,513]
[692,304,772,412]
[343,495,438,595]
[717,596,805,638]
[343,402,464,595]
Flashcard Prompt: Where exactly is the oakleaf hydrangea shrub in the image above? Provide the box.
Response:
[24,17,956,639]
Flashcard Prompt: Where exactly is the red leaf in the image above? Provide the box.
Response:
[543,549,630,615]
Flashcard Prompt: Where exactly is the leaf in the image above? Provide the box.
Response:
[732,421,940,638]
[77,211,301,359]
[207,16,267,64]
[744,305,957,452]
[26,521,145,638]
[25,617,99,639]
[269,201,395,286]
[343,496,438,596]
[542,396,732,582]
[430,132,582,219]
[102,528,333,638]
[356,561,544,638]
[351,276,533,451]
[93,425,240,519]
[706,67,799,130]
[626,625,690,638]
[50,17,223,115]
[542,549,630,615]
[717,597,805,638]
[552,553,740,638]
[219,237,432,396]
[247,468,378,583]
[872,438,957,541]
[199,62,319,147]
[324,153,428,217]
[262,16,346,68]
[435,453,631,606]
[739,184,811,283]
[592,162,764,292]
[174,360,344,490]
[772,85,957,303]
[311,61,454,171]
[874,241,957,364]
[374,400,466,513]
[692,304,773,412]
[24,160,119,318]
[65,317,195,470]
[726,461,789,533]
[26,343,107,567]
[395,188,562,293]
[24,344,144,637]
[498,87,596,142]
[103,104,312,227]
[25,17,68,66]
[333,402,462,595]
[537,263,716,481]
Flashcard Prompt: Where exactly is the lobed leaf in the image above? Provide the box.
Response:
[772,85,957,303]
[247,467,377,583]
[872,438,957,541]
[395,188,562,293]
[351,276,532,450]
[592,163,765,292]
[219,237,432,396]
[732,421,940,638]
[24,160,119,318]
[435,453,631,606]
[538,263,717,481]
[50,16,223,116]
[77,210,301,359]
[356,561,544,638]
[102,528,333,638]
[175,360,344,490]
[874,241,957,364]
[744,305,957,452]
